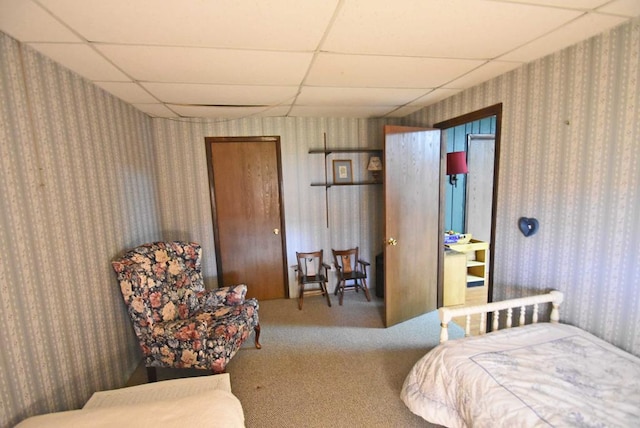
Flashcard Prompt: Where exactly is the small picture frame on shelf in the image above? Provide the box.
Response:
[333,159,353,184]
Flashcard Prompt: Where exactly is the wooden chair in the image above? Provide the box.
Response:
[295,250,332,310]
[332,247,372,305]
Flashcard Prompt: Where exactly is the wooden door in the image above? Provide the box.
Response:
[206,137,287,300]
[384,126,443,327]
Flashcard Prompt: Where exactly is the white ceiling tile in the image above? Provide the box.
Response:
[445,61,523,89]
[132,103,178,118]
[140,83,299,105]
[0,0,81,42]
[4,0,637,118]
[384,105,424,118]
[323,0,582,58]
[297,87,430,106]
[95,45,313,85]
[407,88,464,107]
[289,105,396,118]
[498,13,628,62]
[307,53,483,88]
[27,43,130,80]
[94,82,158,103]
[498,0,609,9]
[169,105,291,119]
[597,0,640,17]
[38,0,339,50]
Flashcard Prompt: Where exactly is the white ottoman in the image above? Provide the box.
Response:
[16,375,244,428]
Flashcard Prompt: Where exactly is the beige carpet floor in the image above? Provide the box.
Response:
[131,293,463,427]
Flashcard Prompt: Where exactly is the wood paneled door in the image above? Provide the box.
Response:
[205,136,287,301]
[384,126,443,327]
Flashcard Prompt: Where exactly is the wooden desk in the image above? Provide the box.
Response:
[443,249,466,306]
[444,240,490,335]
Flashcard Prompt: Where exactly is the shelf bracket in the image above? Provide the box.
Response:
[324,132,329,228]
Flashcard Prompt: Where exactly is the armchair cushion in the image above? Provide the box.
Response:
[197,284,248,310]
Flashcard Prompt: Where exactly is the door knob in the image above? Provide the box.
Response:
[386,237,398,246]
[273,228,280,235]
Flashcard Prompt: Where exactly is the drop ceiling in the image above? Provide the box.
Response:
[1,0,638,119]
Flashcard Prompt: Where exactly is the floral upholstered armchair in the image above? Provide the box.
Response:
[111,241,261,381]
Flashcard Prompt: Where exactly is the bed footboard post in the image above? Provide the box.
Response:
[439,307,452,343]
[549,290,564,323]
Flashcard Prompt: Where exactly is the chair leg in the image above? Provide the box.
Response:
[322,281,332,307]
[254,323,262,349]
[361,278,372,302]
[298,283,304,310]
[338,280,345,305]
[146,366,157,383]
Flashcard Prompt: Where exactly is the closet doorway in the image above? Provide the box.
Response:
[205,136,288,301]
[435,104,502,304]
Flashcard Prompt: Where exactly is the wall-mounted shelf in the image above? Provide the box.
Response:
[308,146,383,188]
[310,182,381,187]
[310,134,383,227]
[309,148,382,154]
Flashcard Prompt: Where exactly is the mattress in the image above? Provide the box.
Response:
[401,323,640,427]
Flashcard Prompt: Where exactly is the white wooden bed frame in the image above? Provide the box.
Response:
[439,290,564,343]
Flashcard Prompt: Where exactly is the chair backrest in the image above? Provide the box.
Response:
[332,247,359,274]
[111,242,204,331]
[296,250,323,278]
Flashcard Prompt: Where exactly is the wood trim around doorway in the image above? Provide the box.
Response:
[434,103,502,305]
[205,136,289,298]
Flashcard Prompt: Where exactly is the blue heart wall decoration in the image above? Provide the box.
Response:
[518,217,539,237]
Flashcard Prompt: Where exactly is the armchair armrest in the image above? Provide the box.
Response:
[357,259,370,275]
[319,263,331,277]
[197,284,248,309]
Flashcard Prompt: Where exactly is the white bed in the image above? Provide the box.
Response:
[401,291,640,427]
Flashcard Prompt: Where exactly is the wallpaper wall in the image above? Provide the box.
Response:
[0,34,161,427]
[405,17,640,356]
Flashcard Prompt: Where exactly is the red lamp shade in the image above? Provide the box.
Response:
[446,151,468,175]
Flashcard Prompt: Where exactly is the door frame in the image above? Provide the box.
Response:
[205,136,289,297]
[465,133,495,243]
[434,103,502,306]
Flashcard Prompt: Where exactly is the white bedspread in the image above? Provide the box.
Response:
[401,323,640,427]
